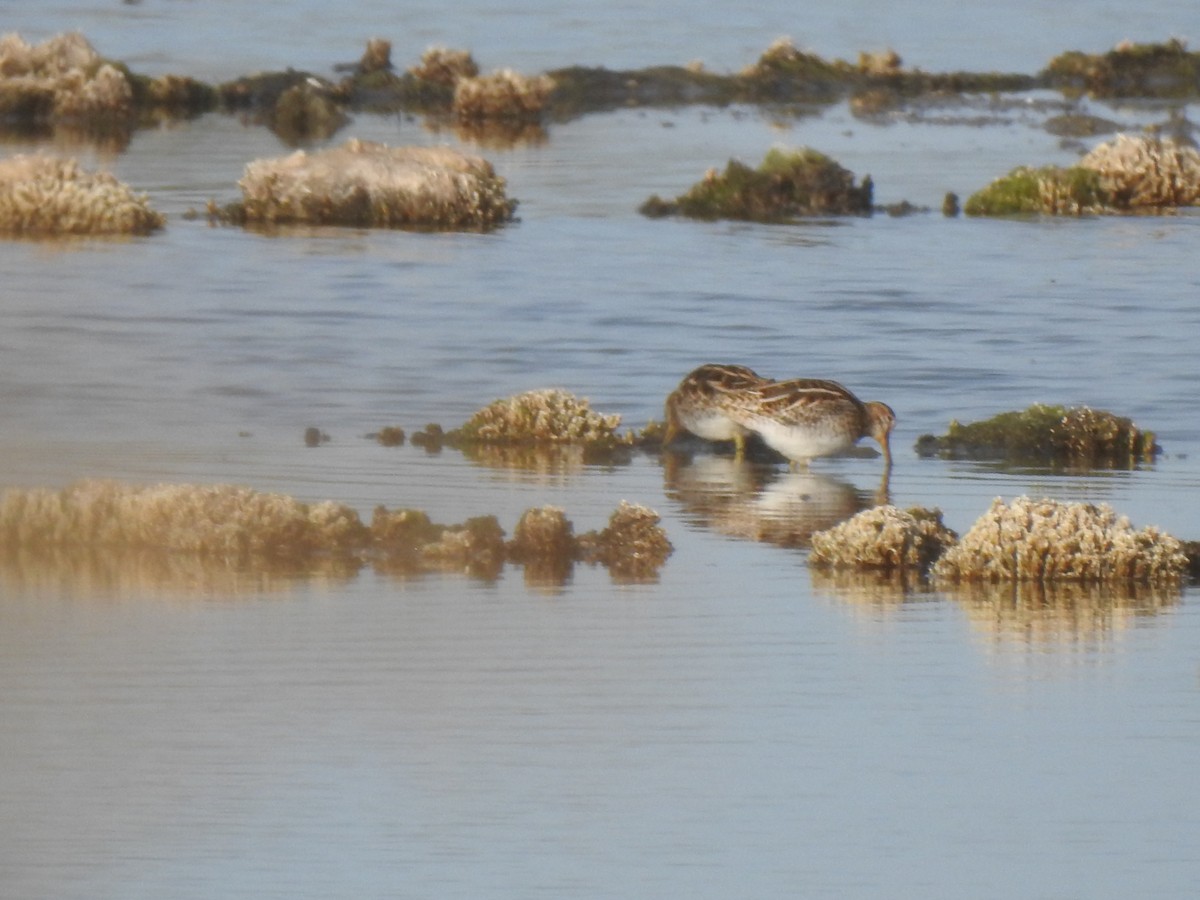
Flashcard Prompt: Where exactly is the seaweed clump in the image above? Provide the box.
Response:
[0,154,165,237]
[915,404,1160,468]
[220,138,516,231]
[965,134,1200,215]
[809,505,958,575]
[448,389,627,449]
[933,497,1187,585]
[639,147,873,222]
[1044,39,1200,99]
[736,37,850,103]
[963,165,1108,216]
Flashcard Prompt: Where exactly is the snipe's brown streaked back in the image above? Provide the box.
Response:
[663,364,769,455]
[727,378,894,469]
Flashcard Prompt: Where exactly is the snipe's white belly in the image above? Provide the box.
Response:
[682,409,748,443]
[752,418,852,462]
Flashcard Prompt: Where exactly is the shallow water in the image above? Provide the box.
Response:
[4,3,1200,898]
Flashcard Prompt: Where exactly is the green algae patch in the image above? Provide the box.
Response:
[640,147,873,222]
[1044,39,1200,98]
[964,165,1107,216]
[915,404,1160,467]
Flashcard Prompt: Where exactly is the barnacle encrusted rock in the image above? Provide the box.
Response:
[639,147,873,222]
[508,506,576,562]
[227,138,516,230]
[0,480,365,559]
[933,496,1187,584]
[0,32,132,120]
[0,154,165,236]
[453,69,554,121]
[577,501,674,580]
[409,46,480,86]
[0,480,673,584]
[915,404,1159,467]
[1078,133,1200,208]
[450,389,626,447]
[809,505,957,574]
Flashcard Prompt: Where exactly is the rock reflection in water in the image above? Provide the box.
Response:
[809,567,931,607]
[0,545,356,601]
[662,452,886,549]
[948,580,1181,648]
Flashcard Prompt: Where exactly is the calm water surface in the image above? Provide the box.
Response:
[3,3,1200,898]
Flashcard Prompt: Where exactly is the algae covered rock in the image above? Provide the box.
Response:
[934,496,1187,585]
[0,154,165,237]
[965,134,1200,216]
[1044,39,1200,99]
[809,505,957,574]
[640,147,873,222]
[915,404,1160,467]
[225,138,516,230]
[737,37,850,102]
[963,165,1107,216]
[450,389,626,448]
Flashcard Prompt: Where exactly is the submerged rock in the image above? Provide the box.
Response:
[639,147,873,222]
[809,505,957,575]
[221,138,517,231]
[268,79,348,144]
[933,496,1187,585]
[0,154,165,237]
[915,404,1160,467]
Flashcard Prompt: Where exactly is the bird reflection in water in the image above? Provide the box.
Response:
[661,448,890,550]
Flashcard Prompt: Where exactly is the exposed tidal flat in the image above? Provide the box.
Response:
[3,3,1200,899]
